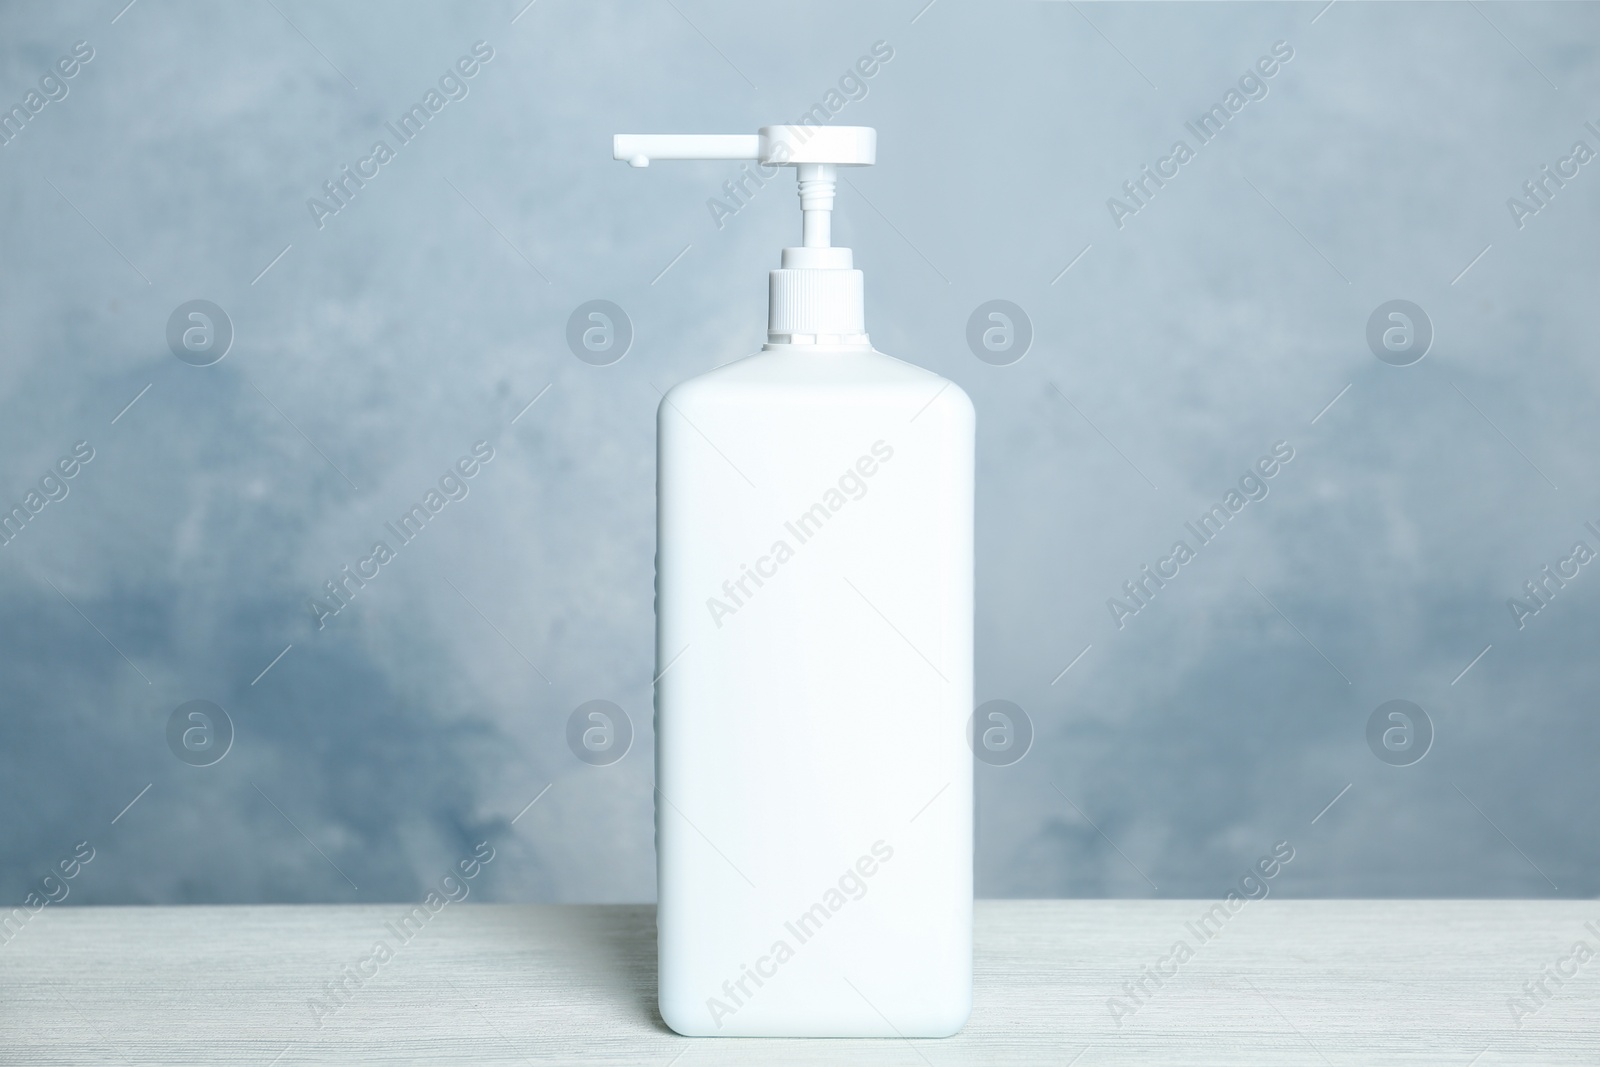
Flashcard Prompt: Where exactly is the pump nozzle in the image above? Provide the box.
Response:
[612,125,878,345]
[612,134,761,168]
[612,126,874,169]
[613,126,874,249]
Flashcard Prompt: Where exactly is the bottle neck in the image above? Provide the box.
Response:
[767,245,866,346]
[760,340,875,354]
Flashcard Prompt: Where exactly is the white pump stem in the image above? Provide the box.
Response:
[797,163,836,248]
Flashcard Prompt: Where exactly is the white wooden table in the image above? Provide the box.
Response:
[2,901,1595,1064]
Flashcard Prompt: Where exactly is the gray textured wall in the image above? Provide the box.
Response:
[1,1,1596,906]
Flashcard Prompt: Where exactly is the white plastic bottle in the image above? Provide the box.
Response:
[615,126,973,1038]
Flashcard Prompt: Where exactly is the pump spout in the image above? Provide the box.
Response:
[611,125,877,346]
[612,133,761,167]
[611,130,872,245]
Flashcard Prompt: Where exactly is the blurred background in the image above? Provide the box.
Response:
[1,1,1596,906]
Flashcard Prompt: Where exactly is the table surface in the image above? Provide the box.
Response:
[1,900,1596,1065]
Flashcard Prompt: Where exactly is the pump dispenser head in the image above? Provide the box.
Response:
[612,126,877,346]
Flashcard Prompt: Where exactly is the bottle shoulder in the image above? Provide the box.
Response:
[662,348,972,423]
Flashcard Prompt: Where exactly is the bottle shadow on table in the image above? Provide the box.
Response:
[501,903,673,1036]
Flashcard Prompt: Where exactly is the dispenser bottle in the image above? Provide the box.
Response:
[615,126,973,1038]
